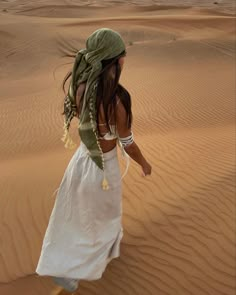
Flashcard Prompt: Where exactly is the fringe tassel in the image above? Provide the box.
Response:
[61,127,77,150]
[102,173,109,190]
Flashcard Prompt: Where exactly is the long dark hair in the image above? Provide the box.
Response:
[62,50,132,136]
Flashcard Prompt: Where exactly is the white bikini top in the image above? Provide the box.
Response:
[97,98,120,141]
[97,99,133,180]
[98,123,118,140]
[97,121,131,181]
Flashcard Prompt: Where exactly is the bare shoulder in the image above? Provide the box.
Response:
[115,95,128,124]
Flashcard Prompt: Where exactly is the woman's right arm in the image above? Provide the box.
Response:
[116,98,152,176]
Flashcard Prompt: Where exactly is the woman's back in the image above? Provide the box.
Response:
[76,82,120,153]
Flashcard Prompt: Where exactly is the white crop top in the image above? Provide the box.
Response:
[97,98,134,146]
[98,124,117,140]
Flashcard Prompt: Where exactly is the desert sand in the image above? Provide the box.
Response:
[0,1,235,294]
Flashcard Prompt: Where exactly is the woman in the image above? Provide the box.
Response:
[35,28,152,293]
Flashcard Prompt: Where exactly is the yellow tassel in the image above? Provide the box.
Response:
[65,137,76,149]
[64,139,70,149]
[61,128,69,143]
[61,129,76,149]
[102,176,109,190]
[61,133,68,142]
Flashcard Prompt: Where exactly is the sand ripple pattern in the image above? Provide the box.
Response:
[0,2,235,295]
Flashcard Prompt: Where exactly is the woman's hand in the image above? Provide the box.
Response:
[141,160,152,177]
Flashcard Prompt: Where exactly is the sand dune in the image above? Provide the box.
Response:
[0,1,235,295]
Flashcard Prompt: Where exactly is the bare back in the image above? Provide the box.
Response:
[75,83,117,153]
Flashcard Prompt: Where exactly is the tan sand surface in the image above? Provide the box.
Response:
[0,1,235,294]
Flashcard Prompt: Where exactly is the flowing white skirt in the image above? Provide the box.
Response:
[35,142,124,280]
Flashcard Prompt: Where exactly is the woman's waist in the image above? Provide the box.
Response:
[99,138,117,154]
[79,141,117,160]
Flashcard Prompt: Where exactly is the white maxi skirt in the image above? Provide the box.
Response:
[36,141,125,280]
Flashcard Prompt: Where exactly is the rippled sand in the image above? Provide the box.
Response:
[0,1,235,294]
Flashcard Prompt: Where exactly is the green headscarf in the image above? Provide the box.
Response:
[61,28,126,190]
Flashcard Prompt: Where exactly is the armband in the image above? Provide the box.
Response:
[119,131,134,147]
